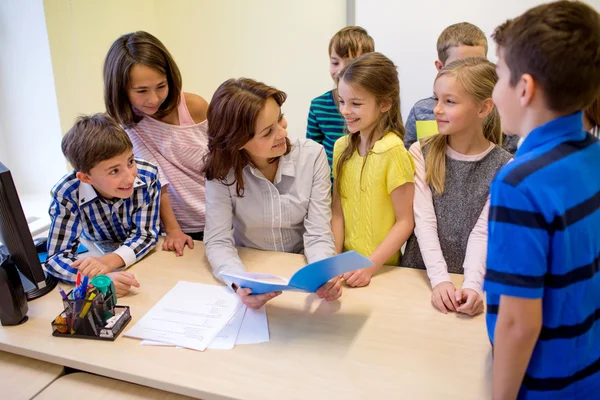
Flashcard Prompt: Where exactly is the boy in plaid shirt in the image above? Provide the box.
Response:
[45,113,161,297]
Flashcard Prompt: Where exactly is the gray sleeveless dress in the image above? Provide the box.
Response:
[401,144,512,273]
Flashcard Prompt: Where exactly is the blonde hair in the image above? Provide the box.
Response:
[437,22,488,65]
[334,52,404,196]
[424,57,502,194]
[329,26,375,59]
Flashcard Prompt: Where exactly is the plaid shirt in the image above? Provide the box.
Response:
[45,159,161,283]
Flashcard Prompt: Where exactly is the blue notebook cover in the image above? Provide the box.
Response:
[221,251,373,295]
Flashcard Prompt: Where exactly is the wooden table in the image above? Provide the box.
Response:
[0,242,492,399]
[0,350,63,400]
[36,372,194,399]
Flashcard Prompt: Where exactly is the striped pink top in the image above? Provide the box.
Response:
[126,91,207,233]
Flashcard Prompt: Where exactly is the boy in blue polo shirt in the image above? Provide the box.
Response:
[484,1,600,399]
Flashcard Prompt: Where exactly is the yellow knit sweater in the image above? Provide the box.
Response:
[333,133,415,265]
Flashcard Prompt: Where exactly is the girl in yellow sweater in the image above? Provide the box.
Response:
[332,52,415,287]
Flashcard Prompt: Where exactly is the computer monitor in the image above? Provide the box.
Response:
[0,162,57,300]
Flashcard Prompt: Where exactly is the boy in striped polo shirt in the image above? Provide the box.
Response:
[484,2,600,399]
[306,26,374,173]
[45,114,161,297]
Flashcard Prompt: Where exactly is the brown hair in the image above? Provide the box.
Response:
[424,57,502,194]
[103,31,182,128]
[329,26,375,59]
[334,52,404,196]
[437,22,488,65]
[201,78,291,197]
[62,113,133,173]
[585,94,600,129]
[492,1,600,114]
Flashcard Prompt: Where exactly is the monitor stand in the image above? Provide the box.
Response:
[18,270,58,301]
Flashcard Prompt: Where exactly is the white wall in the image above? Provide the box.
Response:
[44,0,348,140]
[0,0,65,197]
[356,0,600,119]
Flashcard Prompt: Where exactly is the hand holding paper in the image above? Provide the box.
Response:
[236,288,282,309]
[315,276,343,301]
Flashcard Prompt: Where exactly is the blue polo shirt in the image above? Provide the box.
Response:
[484,112,600,399]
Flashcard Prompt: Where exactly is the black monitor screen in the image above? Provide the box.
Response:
[0,161,56,299]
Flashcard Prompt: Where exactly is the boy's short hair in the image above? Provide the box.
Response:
[585,94,600,128]
[493,1,600,115]
[437,22,488,64]
[62,113,133,174]
[329,26,375,59]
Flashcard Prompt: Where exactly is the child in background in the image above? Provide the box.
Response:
[46,114,161,297]
[332,52,415,287]
[584,94,599,137]
[307,26,375,173]
[401,58,512,316]
[404,23,487,149]
[404,23,521,154]
[484,2,600,398]
[104,31,209,254]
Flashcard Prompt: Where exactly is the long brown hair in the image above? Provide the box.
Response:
[201,78,291,197]
[424,57,502,194]
[333,52,404,196]
[103,31,182,128]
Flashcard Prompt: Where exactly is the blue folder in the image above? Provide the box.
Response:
[221,251,373,294]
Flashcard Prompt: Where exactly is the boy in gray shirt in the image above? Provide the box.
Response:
[404,22,519,153]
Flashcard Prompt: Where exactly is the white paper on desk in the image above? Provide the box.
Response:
[125,281,242,351]
[236,306,269,345]
[140,340,179,347]
[207,305,246,349]
[140,305,269,348]
[140,306,246,349]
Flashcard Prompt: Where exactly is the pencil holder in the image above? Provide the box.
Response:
[51,286,131,341]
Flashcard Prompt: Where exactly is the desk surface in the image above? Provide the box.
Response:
[37,372,194,400]
[0,350,63,400]
[0,242,492,400]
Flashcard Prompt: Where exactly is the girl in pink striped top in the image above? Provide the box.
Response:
[104,31,209,255]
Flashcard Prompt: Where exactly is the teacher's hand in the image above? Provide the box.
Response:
[236,287,281,309]
[316,276,343,301]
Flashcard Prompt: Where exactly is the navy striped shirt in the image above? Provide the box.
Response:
[45,159,161,283]
[306,90,346,172]
[484,113,600,399]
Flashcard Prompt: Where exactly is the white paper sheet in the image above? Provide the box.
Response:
[140,340,178,347]
[236,306,269,345]
[140,304,270,348]
[125,281,242,351]
[140,306,246,349]
[206,305,247,349]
